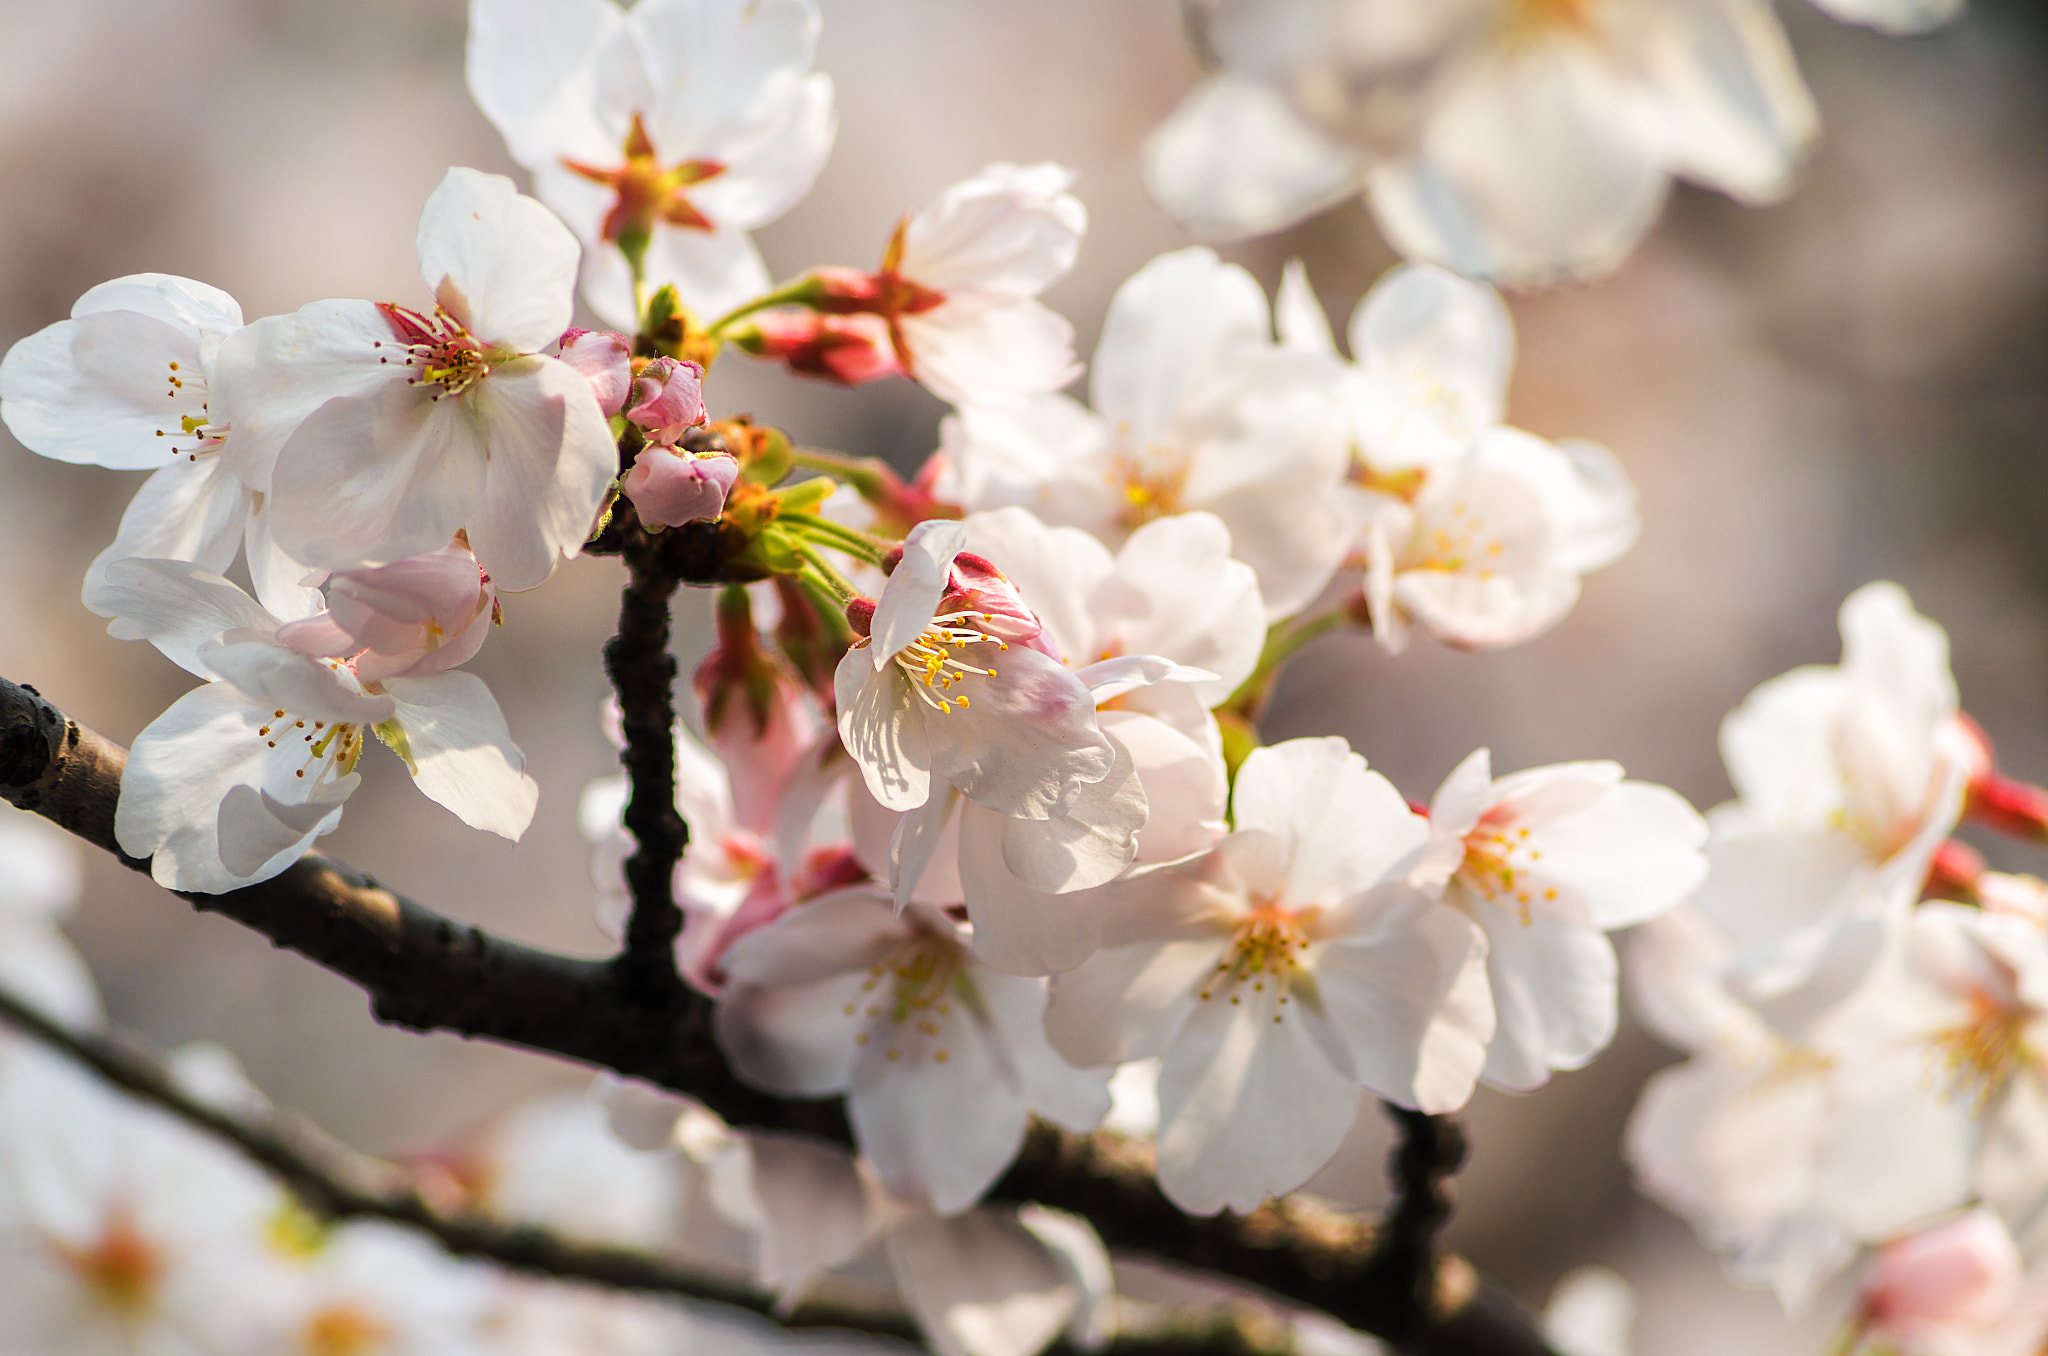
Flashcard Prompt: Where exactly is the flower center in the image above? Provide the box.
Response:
[846,928,968,1065]
[1109,442,1190,530]
[1503,0,1605,41]
[152,360,229,461]
[1408,499,1506,577]
[1458,819,1556,923]
[1930,990,2032,1111]
[304,1305,391,1356]
[1201,903,1317,1021]
[374,304,492,400]
[61,1213,162,1316]
[563,112,727,242]
[892,610,1009,714]
[258,706,366,784]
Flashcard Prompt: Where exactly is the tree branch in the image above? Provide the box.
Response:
[0,674,1558,1356]
[603,524,690,1001]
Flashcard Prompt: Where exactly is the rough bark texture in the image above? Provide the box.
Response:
[0,673,1558,1356]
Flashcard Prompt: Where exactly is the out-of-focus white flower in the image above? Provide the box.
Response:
[466,0,835,326]
[1624,897,2048,1311]
[1412,748,1706,1090]
[464,1085,684,1251]
[1044,737,1494,1214]
[214,168,615,592]
[797,163,1085,410]
[0,1047,299,1354]
[101,559,535,892]
[1543,1266,1634,1356]
[0,272,318,623]
[1148,0,1839,284]
[277,1222,504,1356]
[715,888,1110,1215]
[1676,582,1971,1034]
[679,1124,1112,1356]
[834,520,1115,822]
[941,248,1351,621]
[0,812,100,1033]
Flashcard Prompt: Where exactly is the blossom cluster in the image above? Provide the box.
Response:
[1145,0,1965,283]
[1618,583,2048,1352]
[0,0,2019,1353]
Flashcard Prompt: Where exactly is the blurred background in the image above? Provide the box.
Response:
[0,0,2044,1350]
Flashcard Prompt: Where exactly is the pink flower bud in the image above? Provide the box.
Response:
[624,356,707,445]
[277,543,495,683]
[730,310,901,386]
[558,328,634,416]
[1861,1209,2021,1342]
[620,448,736,528]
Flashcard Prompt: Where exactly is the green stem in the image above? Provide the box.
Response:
[705,275,825,337]
[1220,608,1349,720]
[794,544,860,605]
[781,512,887,567]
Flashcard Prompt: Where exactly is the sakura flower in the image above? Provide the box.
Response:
[1045,737,1494,1214]
[677,1123,1112,1356]
[1352,427,1637,653]
[0,272,317,623]
[941,247,1350,620]
[801,163,1085,410]
[276,541,497,685]
[623,355,706,445]
[834,519,1114,820]
[0,812,100,1033]
[1147,0,1825,284]
[1411,748,1706,1090]
[100,558,536,893]
[462,1085,684,1250]
[0,1046,300,1355]
[715,888,1111,1214]
[213,168,615,592]
[1681,582,1972,1031]
[466,0,835,325]
[961,506,1265,713]
[1622,902,2029,1309]
[274,1221,502,1356]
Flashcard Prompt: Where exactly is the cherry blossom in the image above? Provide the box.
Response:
[1411,748,1707,1090]
[276,541,498,685]
[1044,737,1494,1214]
[621,450,737,528]
[834,519,1115,821]
[671,1122,1112,1356]
[99,559,536,893]
[1147,0,1829,283]
[797,163,1085,410]
[0,813,100,1034]
[1352,426,1637,654]
[466,0,835,325]
[558,327,635,414]
[1683,581,1972,1031]
[214,168,615,592]
[0,1046,300,1355]
[940,248,1351,620]
[715,888,1111,1214]
[0,272,319,625]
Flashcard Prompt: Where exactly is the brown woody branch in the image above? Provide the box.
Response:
[0,674,1558,1356]
[602,509,691,1001]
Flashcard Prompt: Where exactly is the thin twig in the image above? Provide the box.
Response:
[0,675,1558,1356]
